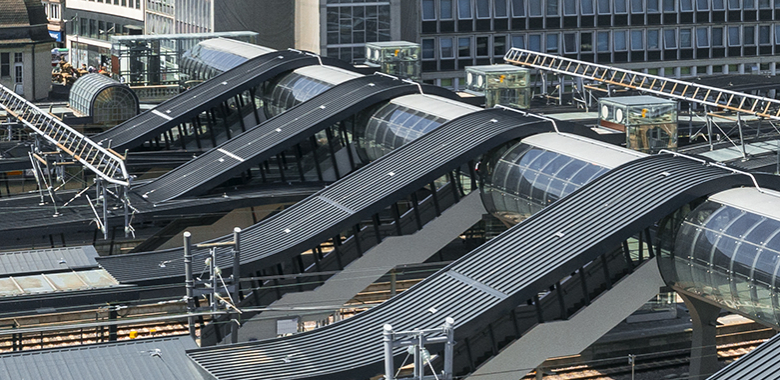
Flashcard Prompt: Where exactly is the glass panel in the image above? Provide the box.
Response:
[597,31,610,52]
[680,28,692,48]
[564,0,577,14]
[441,37,454,58]
[547,0,559,14]
[512,0,525,16]
[459,0,473,18]
[647,0,659,11]
[648,30,660,49]
[477,0,491,17]
[441,0,454,18]
[614,30,627,50]
[680,0,693,11]
[728,26,740,46]
[614,0,627,12]
[495,0,508,16]
[580,0,594,14]
[422,0,436,19]
[529,0,542,15]
[14,275,54,293]
[697,28,709,47]
[546,34,559,53]
[664,29,677,48]
[631,30,644,50]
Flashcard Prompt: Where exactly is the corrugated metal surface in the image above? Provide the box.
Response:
[134,74,456,204]
[185,154,752,380]
[97,108,595,286]
[708,332,780,379]
[93,50,352,151]
[0,336,212,380]
[0,246,98,276]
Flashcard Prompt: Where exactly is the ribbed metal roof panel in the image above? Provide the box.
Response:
[134,74,457,204]
[0,336,211,380]
[0,246,98,276]
[97,108,594,288]
[708,332,780,379]
[185,154,752,380]
[93,50,352,151]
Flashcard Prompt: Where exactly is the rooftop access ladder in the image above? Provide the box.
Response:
[0,84,129,186]
[503,48,780,122]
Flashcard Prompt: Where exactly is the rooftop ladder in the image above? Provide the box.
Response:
[0,84,129,186]
[503,48,780,122]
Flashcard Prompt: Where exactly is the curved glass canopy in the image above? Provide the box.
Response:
[660,191,780,326]
[480,140,611,225]
[69,74,139,127]
[180,38,274,81]
[355,102,447,162]
[263,72,335,118]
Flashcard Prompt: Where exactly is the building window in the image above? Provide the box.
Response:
[13,53,22,63]
[648,29,660,49]
[744,26,755,45]
[597,31,609,51]
[759,25,771,45]
[546,33,559,53]
[564,0,577,15]
[564,32,577,53]
[512,0,525,16]
[663,0,675,11]
[631,0,643,13]
[581,31,593,51]
[713,27,724,46]
[713,0,725,9]
[0,53,9,77]
[14,65,22,84]
[495,0,508,17]
[647,0,660,12]
[476,0,491,18]
[50,3,60,20]
[760,0,771,9]
[458,0,473,18]
[728,26,740,46]
[422,0,436,20]
[580,0,594,14]
[744,0,756,9]
[441,37,454,58]
[696,0,709,10]
[477,36,489,55]
[459,37,471,57]
[494,35,506,55]
[441,0,454,19]
[680,28,692,48]
[696,27,709,47]
[529,34,541,51]
[614,30,627,50]
[546,0,559,15]
[511,34,525,48]
[631,30,643,50]
[422,38,435,59]
[614,0,627,13]
[529,0,542,15]
[680,0,693,11]
[728,0,739,10]
[597,0,610,14]
[664,29,677,48]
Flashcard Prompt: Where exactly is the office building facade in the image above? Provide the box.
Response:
[401,0,780,90]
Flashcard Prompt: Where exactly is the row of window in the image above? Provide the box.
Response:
[174,0,212,34]
[422,24,780,60]
[71,17,132,41]
[423,0,780,20]
[325,2,391,64]
[85,0,141,9]
[0,53,24,84]
[146,0,174,16]
[41,1,61,20]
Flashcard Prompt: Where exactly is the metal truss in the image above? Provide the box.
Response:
[504,48,780,121]
[0,84,129,186]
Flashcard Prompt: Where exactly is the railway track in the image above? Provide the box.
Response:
[522,338,768,380]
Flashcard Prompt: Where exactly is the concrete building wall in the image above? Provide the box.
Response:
[0,43,52,101]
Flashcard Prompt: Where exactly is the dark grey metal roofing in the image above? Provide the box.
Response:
[0,336,213,380]
[708,332,780,379]
[93,50,353,151]
[97,109,599,285]
[0,246,98,276]
[186,154,752,380]
[134,74,457,204]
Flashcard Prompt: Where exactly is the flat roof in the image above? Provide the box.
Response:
[601,95,676,106]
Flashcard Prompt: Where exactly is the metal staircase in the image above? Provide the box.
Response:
[0,84,129,186]
[504,48,780,121]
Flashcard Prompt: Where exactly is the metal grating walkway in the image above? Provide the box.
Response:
[186,154,753,380]
[0,84,129,186]
[93,50,352,152]
[133,74,456,204]
[503,48,780,120]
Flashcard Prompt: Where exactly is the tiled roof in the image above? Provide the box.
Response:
[0,0,48,27]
